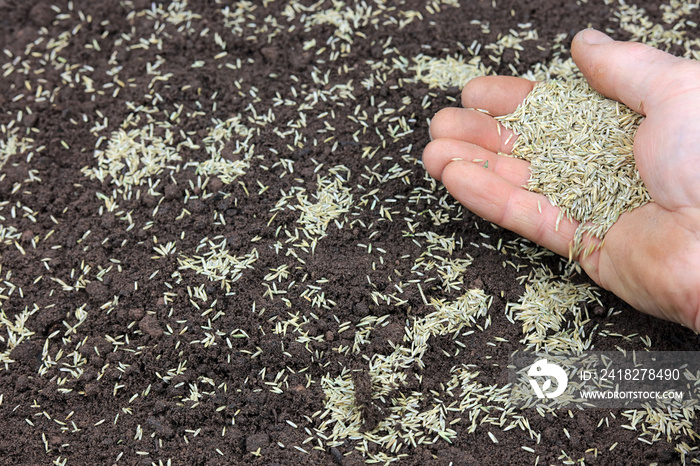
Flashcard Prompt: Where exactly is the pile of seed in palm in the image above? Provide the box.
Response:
[496,79,652,258]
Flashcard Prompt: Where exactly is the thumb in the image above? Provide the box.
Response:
[571,29,690,115]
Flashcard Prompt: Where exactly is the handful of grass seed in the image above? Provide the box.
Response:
[495,79,652,258]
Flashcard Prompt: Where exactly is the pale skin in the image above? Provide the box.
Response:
[423,29,700,332]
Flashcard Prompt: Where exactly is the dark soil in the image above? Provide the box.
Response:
[0,1,698,465]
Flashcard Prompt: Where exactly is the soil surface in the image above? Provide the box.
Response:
[0,1,699,465]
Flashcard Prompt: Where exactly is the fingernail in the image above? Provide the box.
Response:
[580,28,613,45]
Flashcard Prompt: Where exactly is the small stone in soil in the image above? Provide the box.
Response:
[139,314,164,337]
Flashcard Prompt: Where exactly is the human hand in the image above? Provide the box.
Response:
[422,29,700,331]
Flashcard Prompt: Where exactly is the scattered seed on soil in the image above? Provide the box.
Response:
[0,1,697,466]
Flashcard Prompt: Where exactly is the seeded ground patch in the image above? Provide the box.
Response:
[0,1,699,465]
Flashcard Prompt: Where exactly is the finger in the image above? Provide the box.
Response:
[571,29,694,115]
[461,76,538,116]
[429,107,518,154]
[422,138,531,186]
[441,160,583,258]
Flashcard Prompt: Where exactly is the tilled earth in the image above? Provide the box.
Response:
[1,0,699,465]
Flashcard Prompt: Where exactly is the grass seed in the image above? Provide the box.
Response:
[496,79,650,258]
